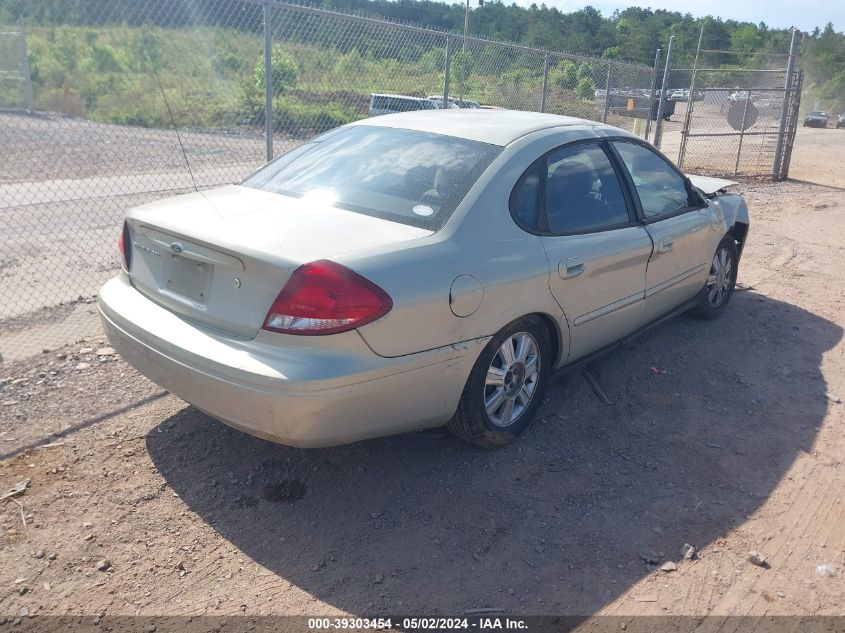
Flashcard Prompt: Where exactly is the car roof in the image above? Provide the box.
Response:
[347,109,616,146]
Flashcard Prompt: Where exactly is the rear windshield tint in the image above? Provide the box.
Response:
[242,126,502,230]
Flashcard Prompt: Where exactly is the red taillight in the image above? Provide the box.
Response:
[118,222,131,270]
[262,260,392,335]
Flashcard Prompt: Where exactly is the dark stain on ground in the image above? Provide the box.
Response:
[262,480,307,503]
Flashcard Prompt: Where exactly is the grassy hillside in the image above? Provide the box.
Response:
[12,24,607,134]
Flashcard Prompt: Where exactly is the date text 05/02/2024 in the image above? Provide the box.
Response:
[307,617,529,630]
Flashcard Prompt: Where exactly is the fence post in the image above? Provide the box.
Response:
[677,26,704,168]
[17,19,34,112]
[263,0,274,163]
[773,28,800,180]
[644,48,661,142]
[540,53,550,113]
[603,63,611,123]
[734,88,751,176]
[653,35,675,149]
[780,69,803,179]
[443,36,452,107]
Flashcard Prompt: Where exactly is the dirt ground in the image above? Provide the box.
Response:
[787,125,845,188]
[0,172,843,620]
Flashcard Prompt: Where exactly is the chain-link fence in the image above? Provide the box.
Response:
[0,22,33,111]
[0,0,661,362]
[651,32,802,179]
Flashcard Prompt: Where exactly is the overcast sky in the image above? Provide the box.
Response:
[511,0,843,32]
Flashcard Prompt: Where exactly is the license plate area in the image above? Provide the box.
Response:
[165,255,212,305]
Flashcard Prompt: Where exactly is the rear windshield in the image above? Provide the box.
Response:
[241,126,502,230]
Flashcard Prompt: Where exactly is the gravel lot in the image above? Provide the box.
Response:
[0,177,843,618]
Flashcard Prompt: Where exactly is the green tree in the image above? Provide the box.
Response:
[731,25,763,53]
[575,76,596,100]
[452,50,474,95]
[549,59,577,89]
[418,47,445,73]
[254,46,298,98]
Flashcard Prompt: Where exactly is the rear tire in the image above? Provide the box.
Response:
[448,316,551,448]
[692,235,739,320]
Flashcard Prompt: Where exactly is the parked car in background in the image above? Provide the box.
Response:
[728,90,750,103]
[836,113,845,129]
[369,93,436,116]
[803,111,829,128]
[428,98,459,109]
[428,95,481,109]
[100,110,749,449]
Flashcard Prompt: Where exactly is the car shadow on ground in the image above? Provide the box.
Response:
[147,290,841,614]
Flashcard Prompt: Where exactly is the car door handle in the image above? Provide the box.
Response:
[559,257,585,279]
[657,237,674,254]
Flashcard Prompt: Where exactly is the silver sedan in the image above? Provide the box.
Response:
[99,110,749,448]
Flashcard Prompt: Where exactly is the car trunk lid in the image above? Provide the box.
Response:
[125,185,432,339]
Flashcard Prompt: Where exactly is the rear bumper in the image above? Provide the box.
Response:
[98,275,485,447]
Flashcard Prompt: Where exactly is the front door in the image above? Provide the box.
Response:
[611,141,713,320]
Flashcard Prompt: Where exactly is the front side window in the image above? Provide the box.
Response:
[612,142,697,219]
[242,126,501,230]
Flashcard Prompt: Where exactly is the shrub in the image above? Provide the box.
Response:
[254,47,298,98]
[549,60,577,89]
[575,76,596,100]
[273,95,359,137]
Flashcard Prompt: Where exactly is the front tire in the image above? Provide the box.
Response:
[448,316,551,448]
[692,235,739,320]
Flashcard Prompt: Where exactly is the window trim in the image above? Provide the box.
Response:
[508,138,640,237]
[606,137,708,224]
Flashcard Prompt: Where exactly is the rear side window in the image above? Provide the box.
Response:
[509,142,630,234]
[510,162,542,230]
[612,142,697,219]
[545,144,630,233]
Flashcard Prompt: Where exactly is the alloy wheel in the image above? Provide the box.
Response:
[706,246,734,307]
[484,332,541,427]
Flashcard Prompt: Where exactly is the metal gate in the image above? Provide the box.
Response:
[652,28,803,179]
[775,69,804,180]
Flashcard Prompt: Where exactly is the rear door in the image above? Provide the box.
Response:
[511,141,654,363]
[610,141,712,321]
